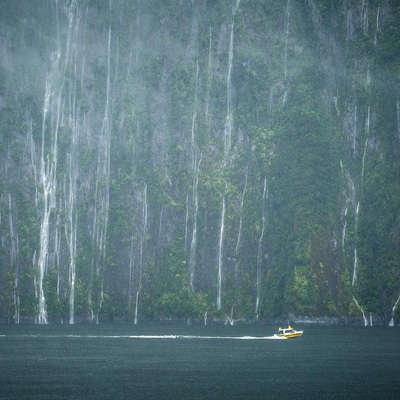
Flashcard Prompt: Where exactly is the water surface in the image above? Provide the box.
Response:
[1,324,399,399]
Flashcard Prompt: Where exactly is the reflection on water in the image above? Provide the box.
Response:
[1,324,400,400]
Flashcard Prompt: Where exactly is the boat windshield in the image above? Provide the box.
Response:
[279,329,294,334]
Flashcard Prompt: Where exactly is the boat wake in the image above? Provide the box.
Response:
[1,334,286,340]
[125,335,284,340]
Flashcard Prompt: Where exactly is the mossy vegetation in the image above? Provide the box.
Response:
[0,0,399,324]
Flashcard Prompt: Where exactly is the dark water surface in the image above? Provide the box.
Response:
[1,323,399,399]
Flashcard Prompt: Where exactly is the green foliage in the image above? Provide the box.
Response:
[1,0,400,325]
[43,268,68,321]
[0,270,16,319]
[286,264,318,315]
[16,271,36,317]
[99,293,118,321]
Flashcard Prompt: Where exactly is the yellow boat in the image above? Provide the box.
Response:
[274,325,303,339]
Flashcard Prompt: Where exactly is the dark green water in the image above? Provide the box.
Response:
[1,324,399,399]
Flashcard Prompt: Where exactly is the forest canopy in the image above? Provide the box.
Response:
[0,0,399,325]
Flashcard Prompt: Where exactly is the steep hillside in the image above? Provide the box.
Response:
[0,0,399,325]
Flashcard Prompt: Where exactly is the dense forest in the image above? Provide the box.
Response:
[0,0,399,325]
